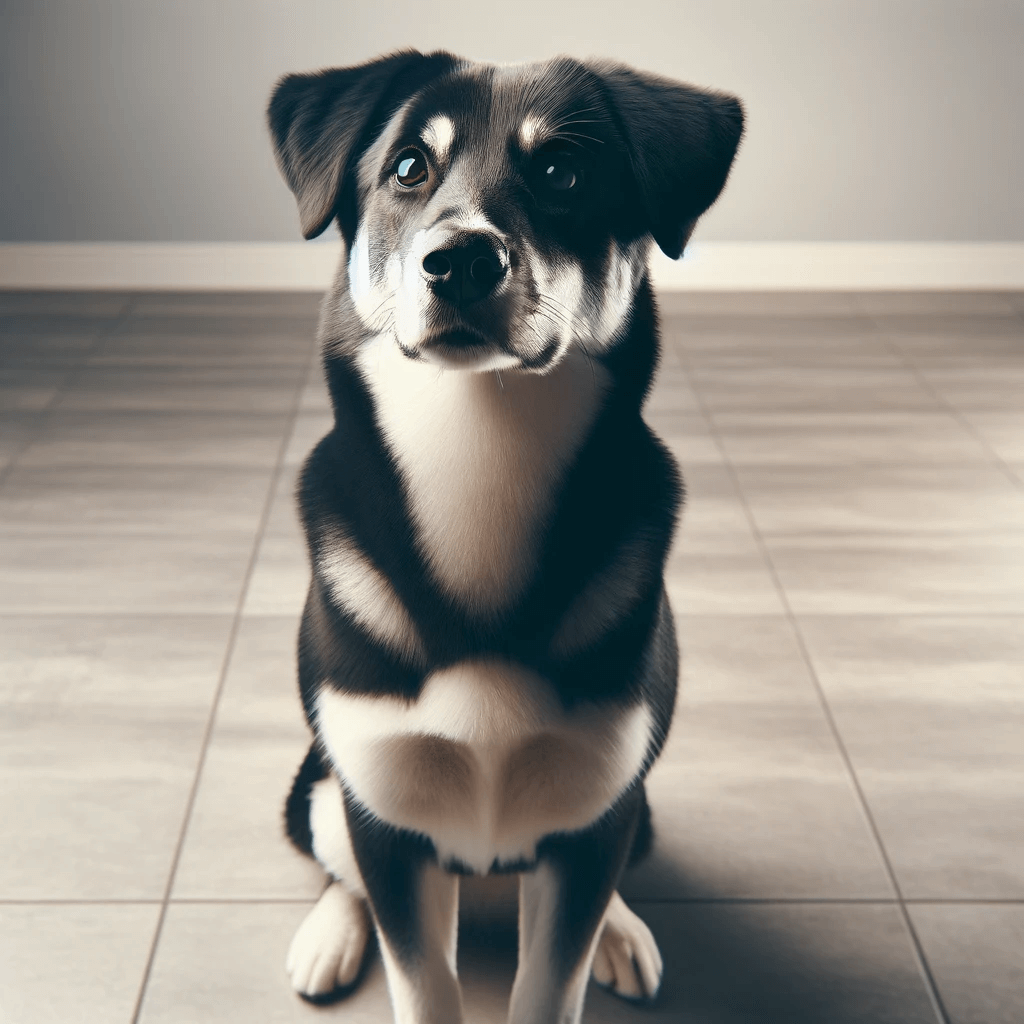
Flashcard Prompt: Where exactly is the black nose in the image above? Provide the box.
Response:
[422,233,508,307]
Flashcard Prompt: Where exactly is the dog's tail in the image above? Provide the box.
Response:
[626,783,655,868]
[284,742,330,858]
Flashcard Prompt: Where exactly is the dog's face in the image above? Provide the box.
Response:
[347,62,644,372]
[270,52,743,372]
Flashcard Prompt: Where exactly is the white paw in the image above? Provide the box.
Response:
[287,881,370,999]
[591,891,663,1001]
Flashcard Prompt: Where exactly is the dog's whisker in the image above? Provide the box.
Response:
[537,296,593,338]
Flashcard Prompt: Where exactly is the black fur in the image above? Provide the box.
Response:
[535,784,648,981]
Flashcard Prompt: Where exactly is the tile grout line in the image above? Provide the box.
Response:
[0,606,1015,614]
[0,296,135,493]
[628,896,1024,906]
[4,895,1022,906]
[127,335,318,1024]
[849,294,1024,493]
[671,335,953,1024]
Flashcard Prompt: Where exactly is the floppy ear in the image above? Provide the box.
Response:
[268,49,458,239]
[592,63,744,259]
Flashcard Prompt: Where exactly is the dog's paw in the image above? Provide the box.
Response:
[591,891,663,1002]
[287,881,370,1002]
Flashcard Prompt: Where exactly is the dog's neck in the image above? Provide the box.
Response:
[355,335,610,612]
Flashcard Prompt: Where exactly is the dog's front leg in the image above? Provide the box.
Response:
[345,799,463,1024]
[507,790,642,1024]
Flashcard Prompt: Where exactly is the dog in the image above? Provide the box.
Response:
[267,50,742,1023]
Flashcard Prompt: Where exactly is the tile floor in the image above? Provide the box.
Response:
[1,289,1022,1024]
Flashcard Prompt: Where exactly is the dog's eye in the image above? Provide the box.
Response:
[535,149,578,193]
[394,149,429,188]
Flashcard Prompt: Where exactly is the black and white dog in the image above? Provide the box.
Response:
[268,50,742,1023]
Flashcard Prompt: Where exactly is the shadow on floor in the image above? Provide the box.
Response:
[452,851,936,1024]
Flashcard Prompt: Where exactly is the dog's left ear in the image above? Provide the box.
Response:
[268,49,458,239]
[592,63,744,259]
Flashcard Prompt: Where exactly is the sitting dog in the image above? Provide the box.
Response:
[267,50,742,1023]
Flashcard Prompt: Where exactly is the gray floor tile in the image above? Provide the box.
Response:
[0,290,130,316]
[0,412,41,464]
[665,314,877,340]
[138,900,939,1024]
[676,346,905,372]
[0,313,110,343]
[613,902,940,1024]
[129,291,322,318]
[960,410,1024,462]
[282,411,333,467]
[910,904,1024,1024]
[54,362,305,413]
[0,364,66,412]
[666,529,786,615]
[799,616,1024,899]
[735,463,1024,536]
[657,290,863,316]
[853,291,1022,316]
[765,532,1024,614]
[423,896,941,1024]
[675,463,755,539]
[917,360,1024,411]
[691,364,939,414]
[679,336,900,367]
[664,318,895,364]
[646,362,702,413]
[94,315,314,367]
[0,533,255,613]
[17,410,291,468]
[0,903,159,1024]
[872,313,1024,336]
[138,901,390,1024]
[173,617,322,900]
[2,288,1020,1024]
[0,389,56,414]
[634,617,892,901]
[297,375,331,412]
[262,464,304,540]
[636,713,890,899]
[647,411,724,464]
[242,532,311,616]
[0,465,273,535]
[712,411,992,466]
[0,615,231,898]
[879,316,1024,358]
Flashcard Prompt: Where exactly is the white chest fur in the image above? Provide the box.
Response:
[315,660,652,874]
[355,338,607,611]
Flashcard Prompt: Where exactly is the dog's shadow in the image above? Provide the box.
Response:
[449,851,931,1024]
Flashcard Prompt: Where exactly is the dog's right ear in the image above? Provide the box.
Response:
[268,50,458,240]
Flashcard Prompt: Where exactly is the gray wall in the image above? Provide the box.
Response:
[2,0,1022,244]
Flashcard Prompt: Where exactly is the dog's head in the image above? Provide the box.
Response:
[269,51,743,372]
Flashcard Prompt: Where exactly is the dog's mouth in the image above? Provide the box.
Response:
[407,327,521,370]
[422,327,491,352]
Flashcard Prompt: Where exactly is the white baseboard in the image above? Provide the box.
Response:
[0,241,1022,291]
